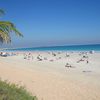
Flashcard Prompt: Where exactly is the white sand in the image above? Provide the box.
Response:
[0,51,100,100]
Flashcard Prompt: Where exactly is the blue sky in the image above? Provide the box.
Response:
[0,0,100,48]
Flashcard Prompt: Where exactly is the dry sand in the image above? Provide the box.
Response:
[0,51,100,100]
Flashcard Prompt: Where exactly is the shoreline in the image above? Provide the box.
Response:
[1,50,100,53]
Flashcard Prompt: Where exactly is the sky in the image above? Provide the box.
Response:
[0,0,100,48]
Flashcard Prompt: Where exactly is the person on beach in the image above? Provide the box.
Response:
[86,60,89,64]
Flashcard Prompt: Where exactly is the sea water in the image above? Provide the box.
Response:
[5,44,100,52]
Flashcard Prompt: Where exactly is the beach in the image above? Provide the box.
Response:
[0,51,100,100]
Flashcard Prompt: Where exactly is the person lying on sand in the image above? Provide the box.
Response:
[65,63,72,68]
[66,53,70,57]
[77,59,85,63]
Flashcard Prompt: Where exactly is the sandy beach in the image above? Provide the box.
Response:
[0,51,100,100]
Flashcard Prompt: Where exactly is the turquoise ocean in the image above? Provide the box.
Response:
[5,44,100,51]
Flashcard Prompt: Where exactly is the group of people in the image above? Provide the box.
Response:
[0,52,8,57]
[0,51,93,69]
